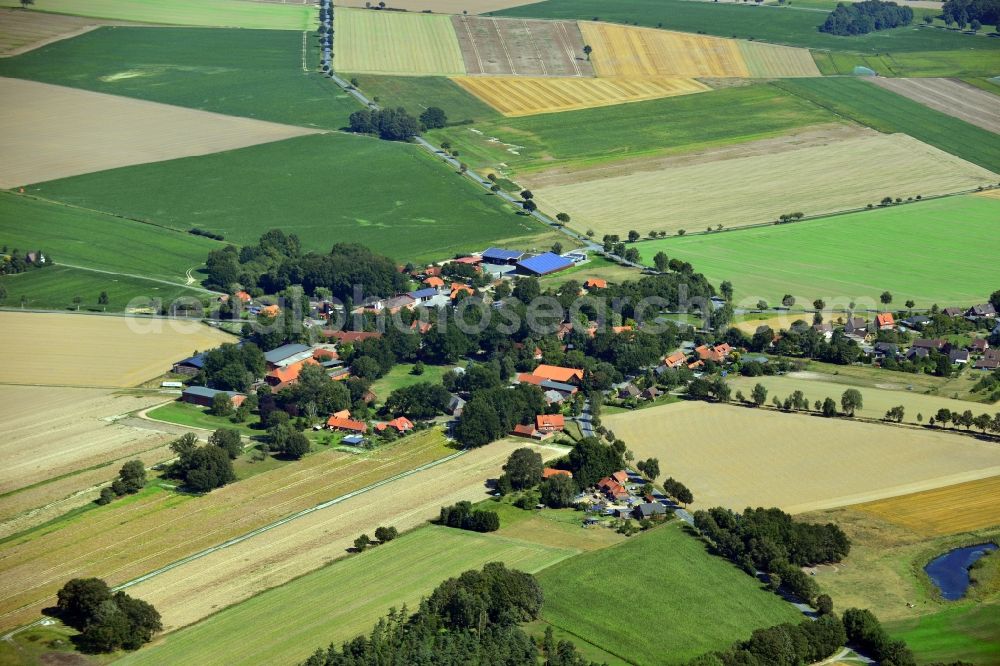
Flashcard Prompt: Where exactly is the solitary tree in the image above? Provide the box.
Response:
[841,388,863,417]
[374,526,398,542]
[813,298,825,311]
[556,212,571,225]
[20,0,34,7]
[782,294,795,307]
[583,44,593,60]
[627,230,640,243]
[880,291,893,305]
[504,448,544,490]
[520,189,534,201]
[653,251,669,273]
[98,291,109,306]
[354,534,371,551]
[751,383,768,407]
[522,199,537,213]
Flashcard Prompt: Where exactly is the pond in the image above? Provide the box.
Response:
[924,543,998,600]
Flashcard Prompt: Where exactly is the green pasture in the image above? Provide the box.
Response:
[345,74,500,124]
[369,363,457,401]
[0,0,313,29]
[640,195,1000,307]
[885,600,1000,665]
[813,48,1000,77]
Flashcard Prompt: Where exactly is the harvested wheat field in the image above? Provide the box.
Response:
[853,476,1000,536]
[870,77,1000,135]
[452,75,708,115]
[0,430,460,632]
[0,311,235,387]
[0,8,123,56]
[605,402,1000,514]
[578,22,817,78]
[0,386,172,497]
[333,0,542,12]
[333,8,465,76]
[451,16,592,77]
[125,439,565,632]
[0,77,320,188]
[531,133,998,237]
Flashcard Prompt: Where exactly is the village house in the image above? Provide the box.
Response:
[663,350,686,369]
[942,307,964,317]
[596,476,629,501]
[968,303,997,319]
[632,502,667,520]
[969,338,989,354]
[813,322,833,340]
[535,413,565,434]
[844,317,869,336]
[949,349,970,365]
[974,349,1000,371]
[694,343,733,363]
[875,312,895,330]
[526,364,584,384]
[172,352,207,376]
[326,414,367,433]
[641,386,661,401]
[376,416,414,434]
[618,383,641,400]
[900,315,931,330]
[511,423,548,440]
[265,358,318,392]
[583,278,607,290]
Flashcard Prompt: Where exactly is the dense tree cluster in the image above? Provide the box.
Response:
[725,326,862,366]
[540,473,578,508]
[454,384,546,447]
[662,477,693,505]
[303,563,597,666]
[820,0,913,34]
[439,501,501,532]
[942,0,999,26]
[685,614,846,666]
[843,608,916,666]
[348,107,419,141]
[198,343,266,393]
[97,460,146,505]
[55,578,161,653]
[693,507,850,604]
[384,382,451,419]
[502,448,544,490]
[567,437,625,489]
[167,433,236,492]
[419,106,448,130]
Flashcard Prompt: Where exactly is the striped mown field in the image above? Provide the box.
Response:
[333,8,466,75]
[737,39,820,77]
[452,75,708,115]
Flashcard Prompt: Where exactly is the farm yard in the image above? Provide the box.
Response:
[0,7,120,56]
[452,75,708,116]
[854,475,1000,537]
[0,311,235,388]
[605,401,1000,514]
[333,8,466,76]
[531,133,997,238]
[0,0,314,29]
[869,77,1000,135]
[536,523,803,665]
[643,194,1000,307]
[117,526,576,666]
[0,76,320,188]
[451,16,592,77]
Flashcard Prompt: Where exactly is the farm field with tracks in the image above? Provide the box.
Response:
[453,75,708,115]
[869,77,1000,134]
[118,526,575,665]
[605,402,1000,514]
[0,311,235,388]
[333,8,466,76]
[641,194,1000,307]
[0,0,313,29]
[533,133,997,238]
[0,76,320,188]
[451,16,592,77]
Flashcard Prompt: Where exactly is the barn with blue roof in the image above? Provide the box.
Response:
[516,252,574,276]
[481,248,525,264]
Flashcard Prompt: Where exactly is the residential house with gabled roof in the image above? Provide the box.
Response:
[875,312,895,330]
[949,349,970,365]
[942,307,964,317]
[536,414,565,433]
[844,317,869,335]
[618,383,641,399]
[584,278,607,290]
[597,476,629,501]
[695,343,732,363]
[182,386,246,409]
[376,417,414,433]
[529,364,584,384]
[663,351,686,369]
[265,358,319,392]
[327,415,367,433]
[511,423,542,439]
[423,276,445,288]
[968,303,997,319]
[969,338,989,354]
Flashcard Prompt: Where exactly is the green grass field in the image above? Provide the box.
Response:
[0,0,313,29]
[333,8,466,76]
[774,78,1000,173]
[492,0,1000,61]
[369,363,457,401]
[117,526,576,666]
[0,265,206,311]
[345,74,500,124]
[24,133,554,264]
[812,48,1000,77]
[640,195,1000,307]
[885,600,1000,664]
[429,83,839,175]
[536,522,802,665]
[0,27,360,130]
[0,192,215,282]
[146,401,260,437]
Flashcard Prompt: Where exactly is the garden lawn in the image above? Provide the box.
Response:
[0,265,207,312]
[369,363,457,401]
[117,526,576,666]
[641,195,1000,308]
[146,401,260,437]
[0,192,215,282]
[774,77,1000,173]
[491,0,1000,58]
[428,83,838,175]
[0,0,313,30]
[536,522,802,665]
[346,74,500,124]
[25,133,551,264]
[0,27,360,130]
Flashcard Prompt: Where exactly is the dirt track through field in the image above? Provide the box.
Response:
[0,77,322,187]
[606,402,1000,514]
[127,440,566,631]
[451,16,592,77]
[869,77,1000,134]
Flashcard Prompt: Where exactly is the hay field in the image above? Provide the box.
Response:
[0,77,320,188]
[333,8,465,76]
[0,8,116,56]
[452,75,708,115]
[533,133,998,237]
[0,0,313,29]
[604,402,1000,514]
[578,22,817,78]
[0,431,459,633]
[854,476,1000,537]
[125,440,565,632]
[451,16,592,77]
[870,77,1000,135]
[0,312,235,388]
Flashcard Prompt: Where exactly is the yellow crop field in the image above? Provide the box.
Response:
[578,23,816,78]
[531,133,999,237]
[333,8,465,76]
[0,311,235,387]
[604,402,1000,514]
[854,476,1000,536]
[451,75,709,116]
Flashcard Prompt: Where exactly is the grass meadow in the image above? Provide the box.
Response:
[117,526,576,666]
[774,78,1000,173]
[369,363,457,401]
[536,523,803,665]
[0,27,361,130]
[0,0,314,29]
[346,73,500,124]
[492,0,1000,61]
[25,133,553,264]
[429,83,837,174]
[640,195,1000,307]
[885,599,1000,665]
